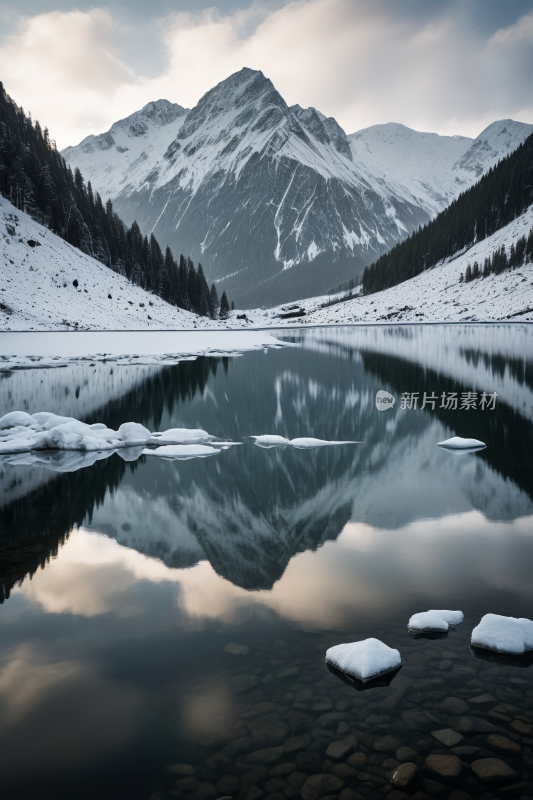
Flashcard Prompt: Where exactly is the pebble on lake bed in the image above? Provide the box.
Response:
[325,638,401,682]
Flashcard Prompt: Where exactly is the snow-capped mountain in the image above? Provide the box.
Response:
[61,99,189,202]
[62,69,533,308]
[349,119,533,208]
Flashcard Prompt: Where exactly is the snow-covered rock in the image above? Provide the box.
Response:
[326,638,402,682]
[437,437,486,450]
[471,614,533,656]
[148,428,212,445]
[408,610,464,633]
[0,414,231,455]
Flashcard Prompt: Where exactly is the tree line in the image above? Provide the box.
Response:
[461,225,533,282]
[362,131,533,295]
[0,81,232,318]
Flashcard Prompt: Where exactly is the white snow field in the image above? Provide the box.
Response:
[0,193,223,331]
[437,437,486,450]
[239,204,533,326]
[408,610,464,633]
[326,639,402,682]
[471,613,533,655]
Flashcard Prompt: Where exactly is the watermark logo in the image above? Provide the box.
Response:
[376,389,396,411]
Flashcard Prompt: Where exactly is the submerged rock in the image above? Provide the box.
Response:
[300,773,345,800]
[471,758,517,783]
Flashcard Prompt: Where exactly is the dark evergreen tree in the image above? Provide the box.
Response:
[209,283,219,318]
[219,291,230,319]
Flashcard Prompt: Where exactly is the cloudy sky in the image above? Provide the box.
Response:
[1,0,532,150]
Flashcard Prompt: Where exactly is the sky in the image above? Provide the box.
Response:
[0,0,532,150]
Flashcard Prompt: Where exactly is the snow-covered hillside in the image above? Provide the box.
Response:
[0,194,222,331]
[238,205,533,325]
[61,68,533,308]
[61,100,189,202]
[349,119,533,210]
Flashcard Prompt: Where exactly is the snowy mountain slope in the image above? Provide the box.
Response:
[63,70,440,308]
[349,119,533,210]
[349,123,473,212]
[61,100,189,202]
[238,204,533,325]
[0,194,222,331]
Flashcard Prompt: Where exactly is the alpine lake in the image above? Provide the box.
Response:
[0,324,532,800]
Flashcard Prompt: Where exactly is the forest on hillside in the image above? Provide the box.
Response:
[362,132,533,295]
[0,82,231,318]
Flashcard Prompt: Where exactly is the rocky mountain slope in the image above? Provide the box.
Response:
[62,69,533,308]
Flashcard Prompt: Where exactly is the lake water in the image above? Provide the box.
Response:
[0,325,532,800]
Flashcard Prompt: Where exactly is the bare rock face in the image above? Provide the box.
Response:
[471,758,517,783]
[300,773,345,800]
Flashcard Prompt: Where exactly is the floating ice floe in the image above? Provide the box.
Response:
[0,412,236,461]
[148,428,212,445]
[437,436,486,453]
[250,435,361,449]
[408,609,464,634]
[325,638,402,683]
[142,444,221,460]
[471,613,533,656]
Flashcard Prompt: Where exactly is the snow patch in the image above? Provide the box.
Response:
[326,638,402,682]
[408,609,464,633]
[471,613,533,656]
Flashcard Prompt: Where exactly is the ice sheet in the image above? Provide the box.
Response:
[471,613,533,655]
[325,638,401,682]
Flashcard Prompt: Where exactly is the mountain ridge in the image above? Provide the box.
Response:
[61,68,533,307]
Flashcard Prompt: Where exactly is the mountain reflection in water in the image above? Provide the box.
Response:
[0,325,532,800]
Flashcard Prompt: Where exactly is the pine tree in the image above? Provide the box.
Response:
[219,291,230,319]
[209,283,219,318]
